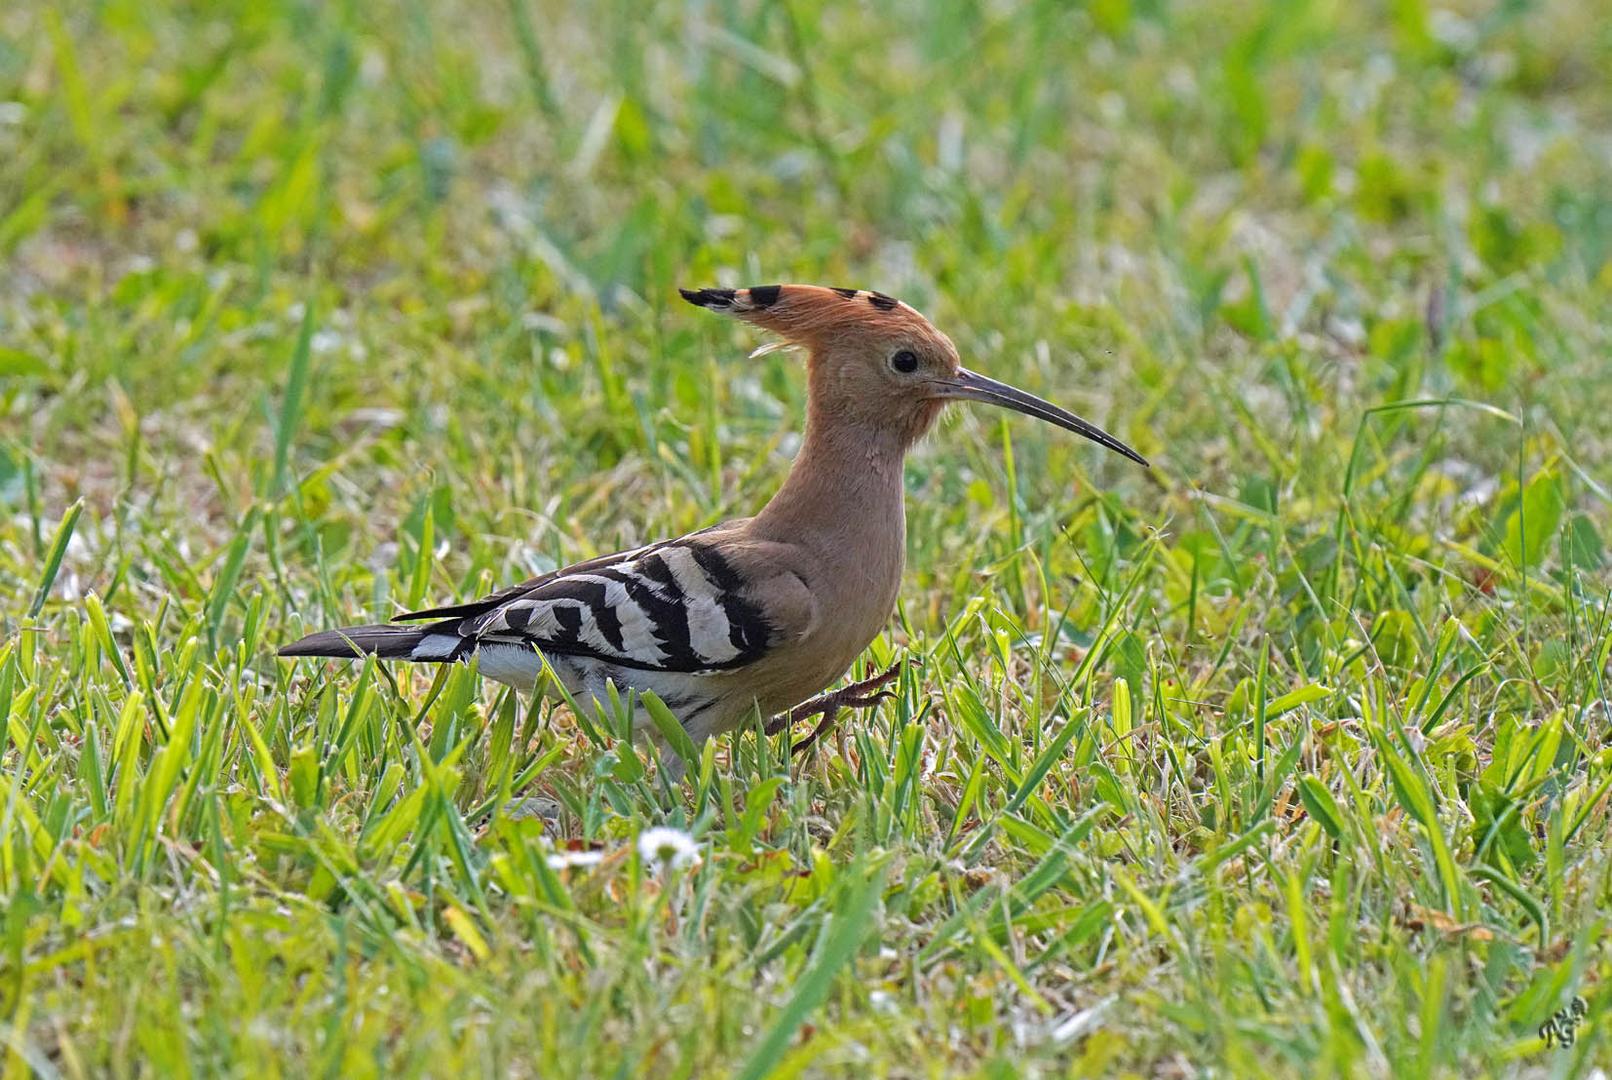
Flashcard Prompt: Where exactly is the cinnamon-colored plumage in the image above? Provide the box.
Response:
[281,284,1147,770]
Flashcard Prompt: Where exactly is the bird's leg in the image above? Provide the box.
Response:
[766,658,910,755]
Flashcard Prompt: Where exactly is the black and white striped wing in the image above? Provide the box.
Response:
[446,540,778,675]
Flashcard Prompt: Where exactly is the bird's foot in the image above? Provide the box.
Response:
[766,658,912,755]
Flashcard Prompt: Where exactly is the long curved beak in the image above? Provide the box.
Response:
[929,368,1148,466]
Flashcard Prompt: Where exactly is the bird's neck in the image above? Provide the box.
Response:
[749,400,909,561]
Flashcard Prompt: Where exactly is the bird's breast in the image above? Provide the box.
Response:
[755,517,906,714]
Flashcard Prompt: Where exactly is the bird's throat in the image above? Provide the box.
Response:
[749,407,909,565]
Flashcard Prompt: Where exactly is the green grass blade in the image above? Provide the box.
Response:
[27,499,82,619]
[271,305,315,499]
[734,863,884,1080]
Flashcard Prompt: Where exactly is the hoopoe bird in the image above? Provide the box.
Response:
[281,284,1146,766]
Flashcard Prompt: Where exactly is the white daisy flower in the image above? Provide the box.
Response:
[637,826,700,871]
[545,849,605,871]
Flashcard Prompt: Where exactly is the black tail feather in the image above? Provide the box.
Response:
[278,623,432,659]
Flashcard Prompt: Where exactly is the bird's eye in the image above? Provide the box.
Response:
[890,349,919,374]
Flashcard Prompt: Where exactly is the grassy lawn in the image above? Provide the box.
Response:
[5,0,1612,1074]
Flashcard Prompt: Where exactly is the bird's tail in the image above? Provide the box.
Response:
[278,622,468,662]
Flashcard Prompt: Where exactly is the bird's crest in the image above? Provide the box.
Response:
[679,284,929,349]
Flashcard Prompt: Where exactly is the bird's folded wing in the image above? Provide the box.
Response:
[390,543,665,622]
[396,532,815,676]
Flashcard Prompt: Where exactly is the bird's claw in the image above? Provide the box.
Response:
[766,658,910,754]
[838,689,896,709]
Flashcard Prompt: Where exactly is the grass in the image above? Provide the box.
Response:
[4,0,1612,1074]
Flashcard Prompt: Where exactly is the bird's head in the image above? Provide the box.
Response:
[680,283,1146,465]
[680,283,1147,464]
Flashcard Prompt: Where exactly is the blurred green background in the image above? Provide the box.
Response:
[4,0,1612,1074]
